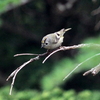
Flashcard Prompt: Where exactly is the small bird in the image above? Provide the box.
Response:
[41,28,71,50]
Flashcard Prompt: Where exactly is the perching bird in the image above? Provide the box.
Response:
[41,28,71,50]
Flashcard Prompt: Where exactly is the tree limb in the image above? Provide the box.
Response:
[43,44,90,63]
[6,43,100,95]
[6,51,48,95]
[6,57,39,95]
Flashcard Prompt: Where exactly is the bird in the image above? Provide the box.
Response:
[41,28,71,50]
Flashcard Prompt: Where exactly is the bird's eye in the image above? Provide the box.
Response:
[45,43,48,45]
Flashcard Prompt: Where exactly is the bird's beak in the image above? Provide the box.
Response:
[65,28,72,32]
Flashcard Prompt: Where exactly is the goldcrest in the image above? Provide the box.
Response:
[41,28,71,50]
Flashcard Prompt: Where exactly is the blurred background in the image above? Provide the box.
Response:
[0,0,100,99]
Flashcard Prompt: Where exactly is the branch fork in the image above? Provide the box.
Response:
[6,43,100,95]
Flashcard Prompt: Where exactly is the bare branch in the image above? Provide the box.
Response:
[63,53,100,80]
[83,63,100,76]
[42,47,63,63]
[43,44,92,63]
[14,53,39,57]
[7,51,49,95]
[7,57,39,95]
[7,43,100,95]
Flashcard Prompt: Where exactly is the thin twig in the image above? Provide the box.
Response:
[14,53,39,57]
[83,63,100,76]
[7,57,39,95]
[7,43,100,95]
[43,44,90,63]
[6,50,49,95]
[63,53,100,80]
[43,43,100,63]
[92,63,100,75]
[42,47,63,63]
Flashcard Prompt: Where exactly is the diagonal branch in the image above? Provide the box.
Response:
[6,51,48,95]
[43,43,100,63]
[6,57,39,95]
[43,44,90,63]
[6,43,100,95]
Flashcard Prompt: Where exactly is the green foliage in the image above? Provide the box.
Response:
[41,36,100,90]
[0,86,15,100]
[0,86,100,100]
[41,58,75,90]
[63,90,76,100]
[77,90,92,100]
[0,0,20,13]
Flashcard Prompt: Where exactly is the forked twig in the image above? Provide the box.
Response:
[43,44,90,63]
[6,57,39,95]
[6,52,48,95]
[43,43,100,64]
[6,43,100,95]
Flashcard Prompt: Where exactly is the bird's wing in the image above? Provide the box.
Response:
[52,34,60,44]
